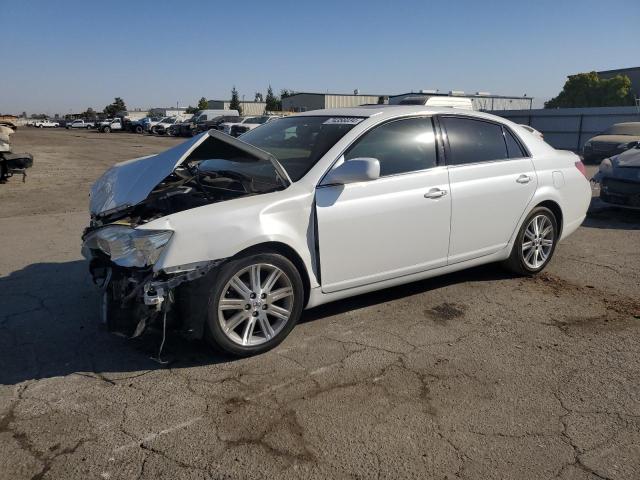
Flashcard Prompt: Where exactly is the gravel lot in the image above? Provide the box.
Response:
[1,128,639,480]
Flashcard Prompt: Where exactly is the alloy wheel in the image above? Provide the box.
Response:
[217,263,294,346]
[521,214,555,269]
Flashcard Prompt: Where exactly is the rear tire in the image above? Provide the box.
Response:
[104,126,111,133]
[205,253,304,357]
[503,206,558,275]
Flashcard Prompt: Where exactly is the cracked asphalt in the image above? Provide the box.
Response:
[1,128,639,479]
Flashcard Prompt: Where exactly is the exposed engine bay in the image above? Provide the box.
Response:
[92,162,280,227]
[82,131,289,357]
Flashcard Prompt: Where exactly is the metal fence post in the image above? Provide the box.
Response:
[577,114,584,152]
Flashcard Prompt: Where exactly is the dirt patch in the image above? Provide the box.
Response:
[530,273,640,318]
[530,273,640,334]
[425,302,467,324]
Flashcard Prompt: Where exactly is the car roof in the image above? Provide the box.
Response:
[293,105,508,123]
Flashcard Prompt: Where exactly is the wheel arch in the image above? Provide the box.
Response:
[233,241,311,307]
[535,199,563,238]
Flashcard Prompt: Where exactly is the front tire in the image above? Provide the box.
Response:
[205,253,304,357]
[504,206,558,275]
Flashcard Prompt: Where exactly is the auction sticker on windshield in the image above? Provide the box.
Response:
[323,117,365,125]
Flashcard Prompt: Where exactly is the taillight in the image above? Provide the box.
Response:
[575,160,588,178]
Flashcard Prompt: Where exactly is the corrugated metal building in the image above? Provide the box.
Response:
[207,100,266,116]
[282,93,384,112]
[389,91,533,111]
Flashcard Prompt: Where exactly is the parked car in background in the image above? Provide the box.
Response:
[66,119,95,129]
[220,116,274,136]
[151,117,178,135]
[97,118,123,133]
[591,145,640,209]
[83,106,591,357]
[37,120,59,128]
[130,116,162,134]
[190,110,240,135]
[230,116,280,137]
[583,122,640,164]
[170,113,242,137]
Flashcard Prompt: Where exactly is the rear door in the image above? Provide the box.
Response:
[316,116,451,293]
[439,116,537,264]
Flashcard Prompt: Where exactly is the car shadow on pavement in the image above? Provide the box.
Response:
[0,259,516,386]
[302,263,516,323]
[0,260,231,386]
[583,198,640,230]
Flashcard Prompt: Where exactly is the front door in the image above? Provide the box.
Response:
[316,116,451,293]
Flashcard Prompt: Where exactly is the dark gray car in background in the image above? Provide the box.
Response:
[592,146,640,209]
[583,122,640,164]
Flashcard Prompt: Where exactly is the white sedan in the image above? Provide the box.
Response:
[83,106,591,356]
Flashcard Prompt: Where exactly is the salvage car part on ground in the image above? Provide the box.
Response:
[0,125,33,183]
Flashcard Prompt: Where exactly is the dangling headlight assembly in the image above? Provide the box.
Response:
[83,225,173,267]
[598,157,613,173]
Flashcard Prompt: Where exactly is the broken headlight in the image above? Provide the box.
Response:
[84,225,173,267]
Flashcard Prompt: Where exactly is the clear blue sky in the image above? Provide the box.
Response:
[2,0,638,115]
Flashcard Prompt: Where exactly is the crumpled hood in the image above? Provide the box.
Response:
[90,133,208,216]
[89,130,291,217]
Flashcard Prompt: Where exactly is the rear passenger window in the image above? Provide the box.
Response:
[345,117,437,176]
[504,128,527,158]
[441,117,508,165]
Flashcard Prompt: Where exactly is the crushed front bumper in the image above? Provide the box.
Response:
[87,253,224,339]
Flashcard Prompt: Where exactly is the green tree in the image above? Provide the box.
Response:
[81,107,96,119]
[265,85,278,111]
[197,97,209,110]
[229,86,242,115]
[185,105,198,114]
[254,92,263,102]
[545,72,635,108]
[103,97,127,117]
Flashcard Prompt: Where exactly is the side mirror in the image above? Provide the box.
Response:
[321,158,380,186]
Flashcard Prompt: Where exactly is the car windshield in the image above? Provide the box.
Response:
[160,117,174,124]
[186,136,285,192]
[603,123,640,136]
[238,116,364,181]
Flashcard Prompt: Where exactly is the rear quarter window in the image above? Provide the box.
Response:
[504,128,527,158]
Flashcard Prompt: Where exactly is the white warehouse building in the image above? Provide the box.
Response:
[207,100,267,116]
[282,92,385,112]
[280,90,533,112]
[389,91,533,111]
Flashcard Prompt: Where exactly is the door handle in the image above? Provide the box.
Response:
[516,174,532,184]
[424,188,447,199]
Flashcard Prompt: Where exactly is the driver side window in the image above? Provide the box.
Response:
[344,117,438,176]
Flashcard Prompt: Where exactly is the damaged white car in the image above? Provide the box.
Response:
[83,106,591,356]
